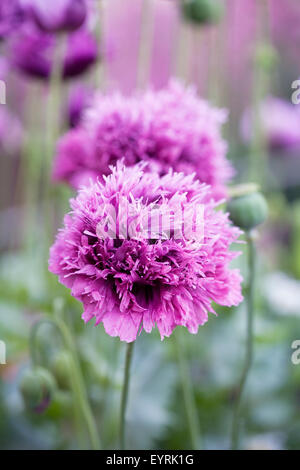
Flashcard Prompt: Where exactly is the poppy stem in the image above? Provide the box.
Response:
[174,329,202,450]
[120,341,135,450]
[231,231,256,450]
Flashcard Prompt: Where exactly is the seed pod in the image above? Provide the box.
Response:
[51,351,73,390]
[227,192,268,231]
[182,0,224,26]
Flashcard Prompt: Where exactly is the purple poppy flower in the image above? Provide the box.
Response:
[25,0,87,33]
[49,162,243,342]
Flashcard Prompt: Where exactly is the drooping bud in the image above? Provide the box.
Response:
[182,0,224,26]
[227,192,268,231]
[20,367,56,413]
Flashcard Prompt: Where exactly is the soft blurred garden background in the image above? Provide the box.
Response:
[1,0,300,450]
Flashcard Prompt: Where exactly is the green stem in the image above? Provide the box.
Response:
[231,231,256,450]
[137,0,153,90]
[29,314,101,450]
[174,329,202,450]
[120,341,135,450]
[44,36,66,248]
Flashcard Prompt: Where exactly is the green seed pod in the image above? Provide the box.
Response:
[20,367,56,413]
[227,192,268,231]
[51,351,73,390]
[182,0,223,26]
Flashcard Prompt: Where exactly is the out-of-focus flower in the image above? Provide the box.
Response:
[9,25,98,79]
[103,0,180,94]
[49,162,243,343]
[0,0,24,40]
[227,192,268,231]
[67,84,93,128]
[182,0,224,26]
[241,97,300,152]
[24,0,87,33]
[20,367,56,414]
[53,81,234,199]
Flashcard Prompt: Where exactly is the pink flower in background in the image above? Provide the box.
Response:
[9,24,98,80]
[24,0,87,33]
[49,162,243,342]
[241,97,300,152]
[53,80,234,199]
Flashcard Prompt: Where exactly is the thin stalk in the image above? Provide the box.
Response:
[174,329,202,450]
[249,0,272,184]
[29,315,101,450]
[120,341,135,450]
[94,0,105,89]
[231,231,256,450]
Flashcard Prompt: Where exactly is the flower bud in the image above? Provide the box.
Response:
[20,367,56,413]
[227,192,268,231]
[51,351,73,390]
[182,0,223,26]
[29,0,87,33]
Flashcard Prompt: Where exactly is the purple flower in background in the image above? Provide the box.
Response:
[241,97,300,152]
[0,0,24,40]
[270,0,300,65]
[53,80,233,199]
[67,84,93,128]
[49,162,243,342]
[25,0,87,33]
[0,56,9,78]
[9,25,98,80]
